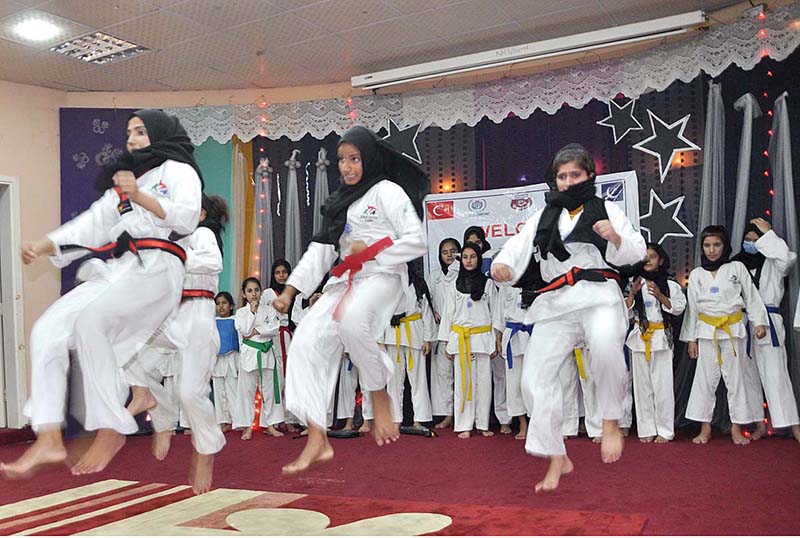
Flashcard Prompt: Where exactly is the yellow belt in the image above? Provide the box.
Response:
[639,321,666,362]
[451,324,492,412]
[698,311,744,366]
[394,312,422,370]
[574,349,586,380]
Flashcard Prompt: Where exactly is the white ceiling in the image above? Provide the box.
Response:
[0,0,740,92]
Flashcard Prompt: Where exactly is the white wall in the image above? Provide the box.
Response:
[0,80,64,392]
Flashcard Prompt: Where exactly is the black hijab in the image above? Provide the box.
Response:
[438,237,461,274]
[312,126,428,250]
[621,242,673,331]
[455,243,488,301]
[731,223,766,288]
[270,259,291,295]
[95,109,203,192]
[700,225,733,272]
[463,226,491,253]
[408,261,435,312]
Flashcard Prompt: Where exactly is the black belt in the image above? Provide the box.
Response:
[60,231,186,264]
[522,267,620,308]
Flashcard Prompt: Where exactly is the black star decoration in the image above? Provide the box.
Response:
[383,119,422,164]
[639,190,693,245]
[596,98,643,144]
[633,110,700,183]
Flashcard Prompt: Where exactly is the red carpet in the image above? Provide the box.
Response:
[0,429,798,535]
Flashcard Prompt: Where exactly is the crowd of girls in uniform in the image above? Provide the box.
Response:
[2,113,798,495]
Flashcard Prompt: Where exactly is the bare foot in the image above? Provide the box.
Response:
[0,430,67,479]
[188,452,214,495]
[750,420,767,441]
[792,425,800,443]
[264,425,284,437]
[241,427,252,440]
[282,426,334,476]
[457,431,471,438]
[359,419,372,433]
[693,423,712,444]
[600,420,624,463]
[127,386,157,416]
[516,417,528,440]
[534,455,574,493]
[435,416,453,429]
[621,427,630,437]
[220,424,232,433]
[480,429,494,437]
[731,423,751,445]
[499,424,512,435]
[152,430,174,461]
[413,421,424,428]
[592,436,602,444]
[71,429,125,475]
[285,423,301,433]
[370,389,400,446]
[654,436,670,443]
[342,418,355,432]
[640,436,654,443]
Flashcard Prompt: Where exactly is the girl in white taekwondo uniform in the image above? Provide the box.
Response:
[464,227,511,433]
[382,265,436,426]
[263,259,301,432]
[0,110,201,479]
[438,243,498,438]
[126,194,229,494]
[213,291,239,431]
[491,143,646,493]
[427,238,461,429]
[272,126,428,475]
[493,285,532,440]
[680,225,769,445]
[234,277,285,439]
[624,243,686,443]
[732,219,800,442]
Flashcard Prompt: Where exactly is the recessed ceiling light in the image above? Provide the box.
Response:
[13,18,61,41]
[50,31,150,65]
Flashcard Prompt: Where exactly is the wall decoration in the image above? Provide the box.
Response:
[633,110,701,183]
[639,189,693,244]
[596,98,643,144]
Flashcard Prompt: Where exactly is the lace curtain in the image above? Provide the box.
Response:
[166,3,800,144]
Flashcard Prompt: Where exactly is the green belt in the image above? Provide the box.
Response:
[242,338,280,404]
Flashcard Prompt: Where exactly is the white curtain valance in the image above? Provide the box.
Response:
[167,3,800,144]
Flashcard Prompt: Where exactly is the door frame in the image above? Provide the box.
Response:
[0,175,28,428]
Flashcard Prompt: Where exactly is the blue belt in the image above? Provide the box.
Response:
[505,321,532,369]
[766,306,781,347]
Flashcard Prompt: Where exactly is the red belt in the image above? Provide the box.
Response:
[536,267,620,295]
[278,325,292,372]
[181,289,215,301]
[61,231,186,264]
[330,236,394,320]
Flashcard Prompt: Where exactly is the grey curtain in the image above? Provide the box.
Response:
[313,147,331,237]
[284,149,303,266]
[696,82,726,265]
[730,93,762,255]
[254,158,275,283]
[769,92,800,404]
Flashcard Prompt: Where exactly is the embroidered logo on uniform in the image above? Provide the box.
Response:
[151,180,169,197]
[363,205,377,216]
[710,286,720,294]
[344,223,352,234]
[466,301,473,309]
[729,275,739,283]
[645,300,654,308]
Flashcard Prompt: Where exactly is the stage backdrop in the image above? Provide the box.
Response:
[422,171,640,276]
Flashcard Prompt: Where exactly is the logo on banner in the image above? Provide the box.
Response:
[468,199,487,213]
[601,181,624,201]
[427,201,454,220]
[510,194,533,211]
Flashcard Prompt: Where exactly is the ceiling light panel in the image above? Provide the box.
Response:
[50,31,150,65]
[0,9,91,49]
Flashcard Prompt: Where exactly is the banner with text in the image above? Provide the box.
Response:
[423,171,640,275]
